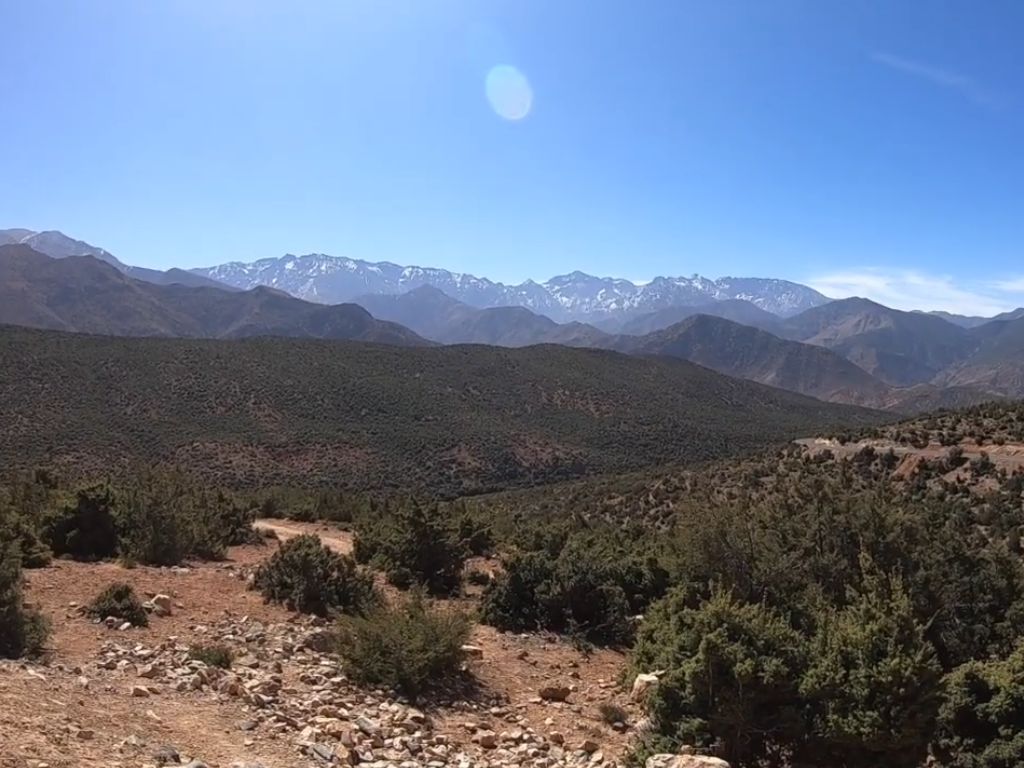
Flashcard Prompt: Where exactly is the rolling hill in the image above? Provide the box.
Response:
[0,325,885,496]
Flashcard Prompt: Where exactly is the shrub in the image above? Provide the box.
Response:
[87,582,149,627]
[253,534,377,617]
[353,500,465,596]
[481,530,666,645]
[44,485,119,561]
[0,542,50,658]
[334,590,470,699]
[935,642,1024,768]
[630,587,807,766]
[800,564,942,768]
[117,488,187,566]
[189,643,233,669]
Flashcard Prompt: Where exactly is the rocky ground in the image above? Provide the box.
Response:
[0,523,650,768]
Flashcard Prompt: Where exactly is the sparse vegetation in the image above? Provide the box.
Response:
[189,643,233,669]
[0,325,883,496]
[334,590,471,699]
[253,534,378,617]
[87,582,148,627]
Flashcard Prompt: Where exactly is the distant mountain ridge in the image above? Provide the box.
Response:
[0,228,229,290]
[193,252,830,322]
[0,244,428,346]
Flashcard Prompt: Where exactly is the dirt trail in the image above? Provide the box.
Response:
[796,437,1024,472]
[253,518,354,554]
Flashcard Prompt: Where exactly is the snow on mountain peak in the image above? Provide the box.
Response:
[191,254,829,321]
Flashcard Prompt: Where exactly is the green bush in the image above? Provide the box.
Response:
[87,582,149,627]
[481,530,667,645]
[335,590,470,699]
[0,542,49,659]
[800,564,942,768]
[935,642,1024,768]
[630,587,807,766]
[117,487,187,566]
[253,534,377,617]
[353,500,465,595]
[44,485,119,561]
[189,643,233,669]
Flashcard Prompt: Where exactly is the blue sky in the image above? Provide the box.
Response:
[2,1,1023,313]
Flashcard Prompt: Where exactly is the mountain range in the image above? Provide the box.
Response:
[0,244,426,346]
[2,228,1023,415]
[193,252,830,322]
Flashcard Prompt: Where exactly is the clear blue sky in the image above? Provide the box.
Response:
[2,1,1023,312]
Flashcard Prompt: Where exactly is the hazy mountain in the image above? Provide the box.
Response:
[0,244,427,346]
[936,316,1024,396]
[619,299,786,336]
[926,308,1024,328]
[618,314,892,406]
[0,228,229,290]
[354,286,608,347]
[781,297,977,387]
[194,253,830,322]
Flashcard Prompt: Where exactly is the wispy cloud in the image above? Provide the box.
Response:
[870,52,1004,107]
[992,277,1024,293]
[808,268,1024,316]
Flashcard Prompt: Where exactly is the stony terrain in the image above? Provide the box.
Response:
[0,532,645,768]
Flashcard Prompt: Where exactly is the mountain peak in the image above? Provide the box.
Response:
[193,254,830,322]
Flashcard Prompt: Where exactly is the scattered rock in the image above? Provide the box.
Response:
[152,745,181,765]
[645,755,731,768]
[539,684,571,702]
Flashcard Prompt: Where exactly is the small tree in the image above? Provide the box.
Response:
[631,586,807,765]
[335,590,470,699]
[253,534,377,616]
[0,542,49,659]
[353,500,464,595]
[935,642,1024,768]
[44,484,119,560]
[800,563,942,768]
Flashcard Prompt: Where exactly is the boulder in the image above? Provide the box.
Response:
[630,672,662,702]
[645,755,730,768]
[538,684,571,702]
[151,594,173,616]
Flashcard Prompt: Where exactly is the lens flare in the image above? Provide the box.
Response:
[485,65,533,121]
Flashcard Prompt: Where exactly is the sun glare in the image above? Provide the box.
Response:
[485,65,533,121]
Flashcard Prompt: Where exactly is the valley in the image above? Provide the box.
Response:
[3,234,1023,414]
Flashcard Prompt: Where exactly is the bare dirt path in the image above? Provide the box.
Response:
[253,518,354,554]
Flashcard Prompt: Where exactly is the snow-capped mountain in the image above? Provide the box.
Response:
[0,229,123,266]
[194,254,830,321]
